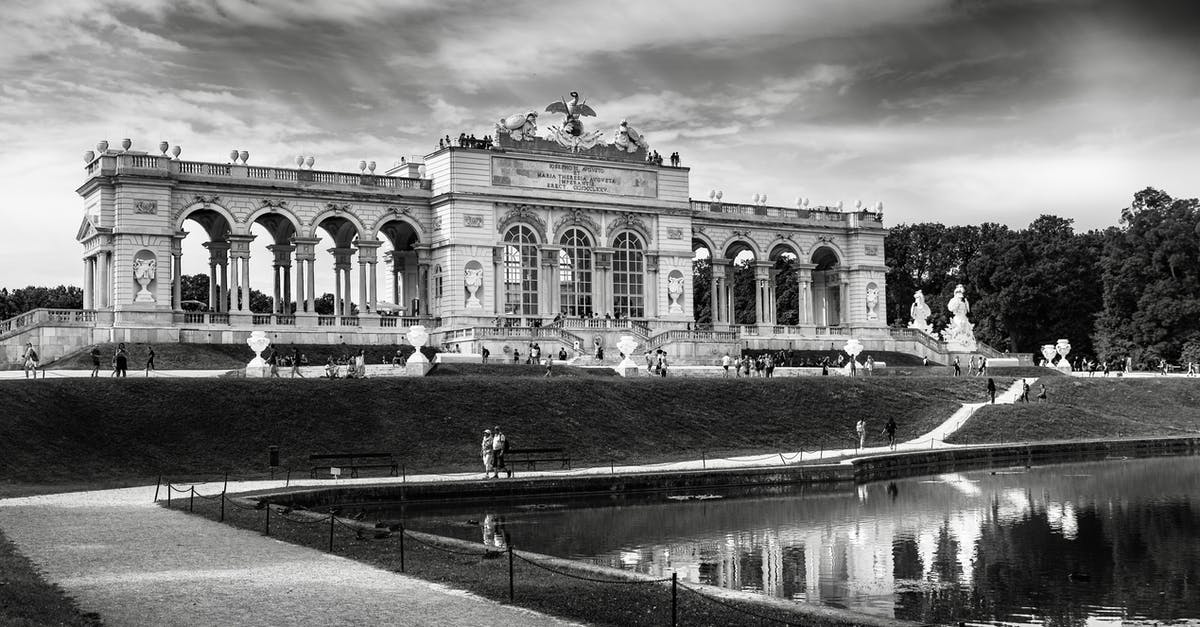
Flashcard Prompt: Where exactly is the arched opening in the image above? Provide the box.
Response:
[559,228,593,317]
[378,219,420,316]
[178,208,233,314]
[690,243,713,326]
[612,232,645,318]
[503,224,539,315]
[249,213,298,314]
[314,216,361,317]
[724,243,756,326]
[769,245,798,325]
[811,246,841,326]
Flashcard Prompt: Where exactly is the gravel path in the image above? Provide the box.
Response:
[0,486,576,626]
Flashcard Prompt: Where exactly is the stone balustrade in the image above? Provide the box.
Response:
[690,200,884,226]
[85,153,431,191]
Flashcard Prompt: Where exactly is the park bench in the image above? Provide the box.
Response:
[505,447,571,474]
[309,452,398,479]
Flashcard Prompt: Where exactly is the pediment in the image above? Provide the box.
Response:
[76,216,96,242]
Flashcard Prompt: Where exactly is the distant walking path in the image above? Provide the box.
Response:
[0,487,575,627]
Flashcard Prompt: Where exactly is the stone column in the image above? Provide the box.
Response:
[99,251,111,309]
[795,263,815,325]
[709,258,722,326]
[328,247,354,316]
[593,248,613,317]
[204,241,230,313]
[724,262,736,326]
[492,246,505,315]
[754,263,770,325]
[171,235,184,312]
[354,240,381,315]
[540,245,561,317]
[415,244,432,318]
[292,238,318,315]
[267,244,295,315]
[644,254,659,319]
[83,256,94,310]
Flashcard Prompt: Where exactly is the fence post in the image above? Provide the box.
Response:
[153,475,161,503]
[167,485,171,508]
[507,544,514,602]
[672,572,678,627]
[399,524,405,572]
[701,451,706,470]
[223,472,229,494]
[220,491,226,522]
[189,486,195,512]
[328,513,335,552]
[779,453,786,465]
[402,464,406,484]
[286,468,292,487]
[265,504,271,536]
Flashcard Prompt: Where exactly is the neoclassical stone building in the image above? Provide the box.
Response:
[5,96,933,364]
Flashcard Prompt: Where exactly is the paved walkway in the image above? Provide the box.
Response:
[0,486,576,626]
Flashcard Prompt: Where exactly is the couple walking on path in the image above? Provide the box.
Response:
[481,427,510,479]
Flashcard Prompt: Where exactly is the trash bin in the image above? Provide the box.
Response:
[268,445,279,468]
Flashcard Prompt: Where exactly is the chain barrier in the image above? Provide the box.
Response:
[512,553,671,585]
[677,580,800,626]
[400,528,494,558]
[221,495,264,511]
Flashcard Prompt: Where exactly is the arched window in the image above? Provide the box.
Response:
[434,265,444,301]
[612,232,644,318]
[503,225,539,315]
[559,228,593,317]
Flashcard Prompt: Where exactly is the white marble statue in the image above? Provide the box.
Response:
[944,284,977,350]
[133,257,157,303]
[496,111,538,141]
[865,287,879,321]
[667,275,685,314]
[612,119,650,153]
[908,290,933,335]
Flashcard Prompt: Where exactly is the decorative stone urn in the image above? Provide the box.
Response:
[464,268,483,309]
[1040,344,1058,367]
[133,258,157,303]
[667,276,685,315]
[245,331,271,377]
[1055,339,1072,371]
[405,325,432,376]
[615,335,639,376]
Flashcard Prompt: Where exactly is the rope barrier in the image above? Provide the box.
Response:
[512,553,672,585]
[273,509,333,525]
[677,581,799,626]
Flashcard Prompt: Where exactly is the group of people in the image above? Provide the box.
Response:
[645,349,670,376]
[645,150,683,167]
[854,417,899,450]
[951,355,989,377]
[440,133,494,150]
[322,350,366,379]
[480,427,509,479]
[720,353,778,378]
[88,343,148,378]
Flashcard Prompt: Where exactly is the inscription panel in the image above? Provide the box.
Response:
[492,157,657,198]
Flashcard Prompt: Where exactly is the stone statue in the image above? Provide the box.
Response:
[496,111,538,141]
[545,91,604,151]
[464,267,484,309]
[944,284,977,350]
[133,257,157,303]
[612,119,649,153]
[865,287,879,321]
[908,290,933,335]
[667,275,685,314]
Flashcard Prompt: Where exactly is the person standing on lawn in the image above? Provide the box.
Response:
[21,343,40,379]
[481,429,496,479]
[883,417,897,449]
[113,343,128,378]
[89,345,101,378]
[491,427,508,478]
[987,378,996,403]
[1020,379,1030,402]
[144,345,156,376]
[856,418,866,449]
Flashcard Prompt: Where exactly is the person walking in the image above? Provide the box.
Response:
[113,343,128,378]
[21,342,40,379]
[883,417,897,449]
[89,345,101,378]
[481,429,496,479]
[721,353,731,377]
[144,345,156,376]
[855,418,866,450]
[987,378,996,404]
[1020,379,1030,402]
[291,347,304,378]
[491,427,508,478]
[1037,384,1048,402]
[952,357,961,377]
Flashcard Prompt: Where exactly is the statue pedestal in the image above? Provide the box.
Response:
[617,363,640,377]
[244,365,270,378]
[406,361,433,377]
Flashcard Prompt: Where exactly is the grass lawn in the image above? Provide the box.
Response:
[0,376,1001,487]
[949,377,1200,444]
[0,530,99,626]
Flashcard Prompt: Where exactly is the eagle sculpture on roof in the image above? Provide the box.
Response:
[545,91,596,137]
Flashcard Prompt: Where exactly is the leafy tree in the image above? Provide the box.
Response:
[1095,188,1200,364]
[691,256,712,324]
[0,285,83,319]
[774,255,798,325]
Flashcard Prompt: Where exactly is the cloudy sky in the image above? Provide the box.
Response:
[1,0,1198,291]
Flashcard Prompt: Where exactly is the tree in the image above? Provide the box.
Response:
[1095,188,1200,364]
[0,285,83,319]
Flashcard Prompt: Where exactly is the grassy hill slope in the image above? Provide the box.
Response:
[0,377,998,489]
[950,378,1200,443]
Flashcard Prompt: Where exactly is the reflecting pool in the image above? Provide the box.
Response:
[392,456,1200,624]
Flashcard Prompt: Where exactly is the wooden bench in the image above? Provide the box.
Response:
[504,447,570,474]
[309,452,398,479]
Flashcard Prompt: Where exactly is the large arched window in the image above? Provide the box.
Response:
[503,225,539,315]
[612,232,644,318]
[559,228,593,317]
